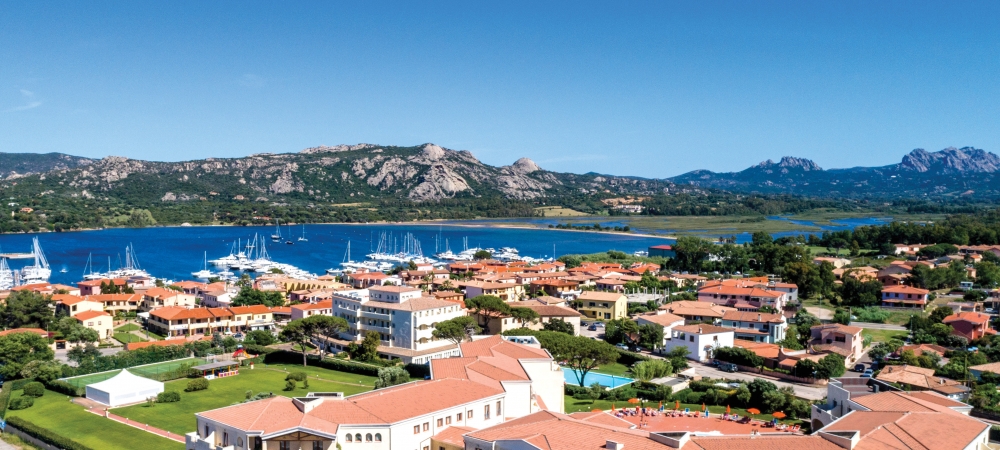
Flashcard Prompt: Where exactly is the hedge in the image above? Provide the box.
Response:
[8,396,33,410]
[185,378,209,392]
[22,382,44,398]
[6,415,95,450]
[46,379,84,397]
[156,391,181,403]
[261,350,383,377]
[0,382,12,419]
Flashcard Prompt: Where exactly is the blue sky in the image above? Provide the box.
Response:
[2,1,999,178]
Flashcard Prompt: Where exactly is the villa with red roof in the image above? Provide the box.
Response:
[943,311,996,341]
[881,285,930,309]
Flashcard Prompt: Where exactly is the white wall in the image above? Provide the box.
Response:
[520,359,565,414]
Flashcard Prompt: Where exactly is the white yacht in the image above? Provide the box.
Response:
[192,251,214,279]
[19,238,51,284]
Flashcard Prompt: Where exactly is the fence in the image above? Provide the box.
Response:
[59,357,209,388]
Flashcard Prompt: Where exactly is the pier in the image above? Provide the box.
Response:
[0,253,35,259]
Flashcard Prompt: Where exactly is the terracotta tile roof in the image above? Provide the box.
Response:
[660,300,736,319]
[518,304,582,317]
[0,328,48,337]
[875,364,962,390]
[811,322,863,335]
[688,435,842,450]
[362,297,460,312]
[970,361,1000,375]
[466,410,663,450]
[73,310,111,321]
[229,304,272,315]
[150,306,215,321]
[698,285,784,298]
[733,339,780,359]
[88,294,143,303]
[881,285,930,295]
[291,300,333,311]
[566,411,636,428]
[635,312,686,327]
[199,378,502,436]
[430,356,529,390]
[577,291,626,302]
[898,343,947,357]
[823,410,988,450]
[850,391,960,413]
[53,294,91,306]
[460,335,550,359]
[721,311,785,323]
[673,324,735,335]
[431,425,475,447]
[943,311,991,325]
[269,306,292,315]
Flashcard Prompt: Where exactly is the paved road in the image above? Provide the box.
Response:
[852,322,906,331]
[685,361,827,401]
[54,346,121,364]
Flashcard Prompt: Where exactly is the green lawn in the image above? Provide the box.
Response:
[142,329,166,340]
[115,323,140,332]
[112,365,378,436]
[593,362,632,377]
[61,358,209,388]
[863,328,909,343]
[7,392,182,450]
[114,332,146,344]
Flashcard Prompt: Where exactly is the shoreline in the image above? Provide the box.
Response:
[0,219,675,240]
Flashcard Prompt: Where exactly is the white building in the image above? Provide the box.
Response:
[635,311,686,348]
[186,379,506,450]
[666,324,735,362]
[719,311,787,344]
[331,285,467,364]
[430,335,565,417]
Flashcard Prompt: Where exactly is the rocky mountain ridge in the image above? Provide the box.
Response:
[0,143,674,205]
[670,147,1000,198]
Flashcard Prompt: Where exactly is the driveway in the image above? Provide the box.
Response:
[851,322,906,331]
[685,361,827,401]
[805,307,834,321]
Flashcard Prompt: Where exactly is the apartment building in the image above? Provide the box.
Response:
[461,281,524,302]
[810,323,864,366]
[697,282,789,311]
[658,301,735,324]
[140,287,198,312]
[635,311,686,348]
[576,291,628,320]
[881,285,931,309]
[720,311,787,344]
[148,305,274,337]
[331,286,466,364]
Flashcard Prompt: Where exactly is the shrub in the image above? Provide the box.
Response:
[284,380,296,391]
[22,382,45,398]
[286,372,307,382]
[8,396,34,410]
[853,306,890,323]
[45,379,83,397]
[156,391,181,403]
[185,378,209,392]
[374,366,411,389]
[6,416,94,450]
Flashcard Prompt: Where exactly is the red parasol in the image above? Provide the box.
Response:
[746,408,761,415]
[772,411,786,419]
[674,400,680,410]
[701,403,706,411]
[726,405,731,414]
[592,408,604,413]
[627,398,641,404]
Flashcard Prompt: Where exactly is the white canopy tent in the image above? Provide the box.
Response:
[85,370,164,407]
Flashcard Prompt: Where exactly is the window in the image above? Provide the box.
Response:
[467,410,473,419]
[355,433,362,442]
[366,433,373,442]
[313,442,323,450]
[457,413,463,421]
[484,404,491,419]
[346,434,353,442]
[423,422,429,431]
[203,425,209,438]
[280,443,291,450]
[689,336,694,342]
[223,432,229,447]
[414,425,420,434]
[446,416,451,425]
[437,418,443,426]
[496,401,502,416]
[374,433,381,442]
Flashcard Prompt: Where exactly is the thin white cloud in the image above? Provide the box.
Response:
[5,89,42,112]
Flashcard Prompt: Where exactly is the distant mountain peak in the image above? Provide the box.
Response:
[899,146,1000,173]
[751,156,822,172]
[510,157,541,174]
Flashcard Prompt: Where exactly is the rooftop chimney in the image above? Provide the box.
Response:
[758,313,762,321]
[698,327,703,334]
[606,440,625,450]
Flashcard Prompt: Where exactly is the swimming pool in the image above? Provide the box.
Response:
[562,368,634,388]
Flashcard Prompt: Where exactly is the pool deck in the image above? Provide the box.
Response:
[612,411,802,435]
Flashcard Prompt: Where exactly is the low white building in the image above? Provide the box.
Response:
[331,285,467,364]
[635,311,686,348]
[666,324,735,362]
[186,379,506,450]
[85,370,164,407]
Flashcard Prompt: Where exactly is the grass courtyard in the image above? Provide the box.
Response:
[112,363,378,436]
[113,332,147,344]
[863,328,909,343]
[115,323,141,332]
[6,392,182,450]
[61,358,210,388]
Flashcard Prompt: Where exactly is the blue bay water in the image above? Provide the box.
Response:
[0,224,671,285]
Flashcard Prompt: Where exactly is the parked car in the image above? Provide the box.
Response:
[588,324,599,331]
[870,361,879,370]
[720,363,738,373]
[615,343,629,350]
[853,363,866,372]
[861,369,873,378]
[987,308,997,314]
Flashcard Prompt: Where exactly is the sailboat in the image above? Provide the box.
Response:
[192,251,214,278]
[286,223,294,245]
[0,258,13,290]
[298,224,308,242]
[19,237,51,284]
[271,219,282,242]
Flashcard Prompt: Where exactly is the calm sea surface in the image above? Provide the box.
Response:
[0,224,671,284]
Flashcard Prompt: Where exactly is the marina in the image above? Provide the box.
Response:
[0,224,673,286]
